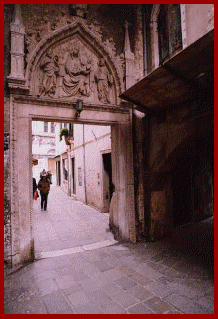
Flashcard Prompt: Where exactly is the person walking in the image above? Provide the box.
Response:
[37,171,50,211]
[33,177,38,199]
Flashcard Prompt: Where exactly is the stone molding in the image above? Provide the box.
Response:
[9,97,21,265]
[13,95,131,114]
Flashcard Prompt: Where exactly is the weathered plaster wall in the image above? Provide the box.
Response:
[85,132,111,211]
[72,124,111,211]
[150,190,169,241]
[147,96,213,240]
[185,4,214,47]
[147,104,197,233]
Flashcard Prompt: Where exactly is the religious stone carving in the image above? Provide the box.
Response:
[94,58,113,103]
[62,44,93,97]
[35,39,120,103]
[26,18,124,103]
[38,49,59,97]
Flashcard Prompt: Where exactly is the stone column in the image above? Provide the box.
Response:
[8,4,25,81]
[10,108,33,266]
[110,120,136,243]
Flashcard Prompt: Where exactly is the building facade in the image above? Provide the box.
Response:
[55,122,112,212]
[4,4,214,268]
[32,121,56,183]
[121,4,214,241]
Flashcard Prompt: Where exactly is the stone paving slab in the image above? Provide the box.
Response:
[4,187,214,314]
[42,291,75,314]
[4,239,214,314]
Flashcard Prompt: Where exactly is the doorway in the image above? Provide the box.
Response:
[71,157,76,195]
[172,140,214,227]
[57,161,61,186]
[9,96,135,266]
[102,152,113,213]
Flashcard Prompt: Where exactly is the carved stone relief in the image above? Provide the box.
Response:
[25,15,125,96]
[94,58,113,103]
[62,44,92,97]
[38,49,59,98]
[36,38,116,104]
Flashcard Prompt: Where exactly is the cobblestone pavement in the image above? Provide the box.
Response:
[4,187,214,314]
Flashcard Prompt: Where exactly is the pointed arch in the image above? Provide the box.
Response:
[26,18,122,104]
[150,4,183,69]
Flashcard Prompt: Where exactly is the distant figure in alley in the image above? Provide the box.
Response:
[38,171,50,211]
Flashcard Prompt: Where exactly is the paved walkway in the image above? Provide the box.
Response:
[4,187,214,314]
[32,186,116,259]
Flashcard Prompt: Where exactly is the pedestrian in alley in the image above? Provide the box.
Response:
[37,171,50,211]
[33,177,38,199]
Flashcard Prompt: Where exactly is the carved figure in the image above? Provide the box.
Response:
[39,49,59,97]
[94,58,113,103]
[62,45,92,97]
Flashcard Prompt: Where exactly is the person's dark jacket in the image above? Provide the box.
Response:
[38,179,50,194]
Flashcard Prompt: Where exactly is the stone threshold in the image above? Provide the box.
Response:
[34,239,118,260]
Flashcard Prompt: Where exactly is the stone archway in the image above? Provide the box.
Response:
[9,95,136,267]
[8,14,136,268]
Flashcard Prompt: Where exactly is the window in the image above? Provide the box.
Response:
[51,122,55,133]
[64,123,67,128]
[69,123,74,138]
[170,4,182,54]
[44,122,48,132]
[158,5,169,64]
[147,4,183,69]
[158,4,182,64]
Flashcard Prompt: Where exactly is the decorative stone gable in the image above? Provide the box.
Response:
[26,18,123,105]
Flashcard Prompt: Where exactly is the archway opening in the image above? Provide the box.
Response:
[32,119,116,258]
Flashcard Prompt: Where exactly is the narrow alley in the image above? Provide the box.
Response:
[4,186,214,314]
[33,186,116,259]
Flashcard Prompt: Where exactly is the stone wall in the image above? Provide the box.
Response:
[4,150,11,266]
[4,5,13,266]
[4,5,14,96]
[185,4,214,47]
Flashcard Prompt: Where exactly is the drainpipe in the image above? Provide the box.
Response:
[83,124,87,204]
